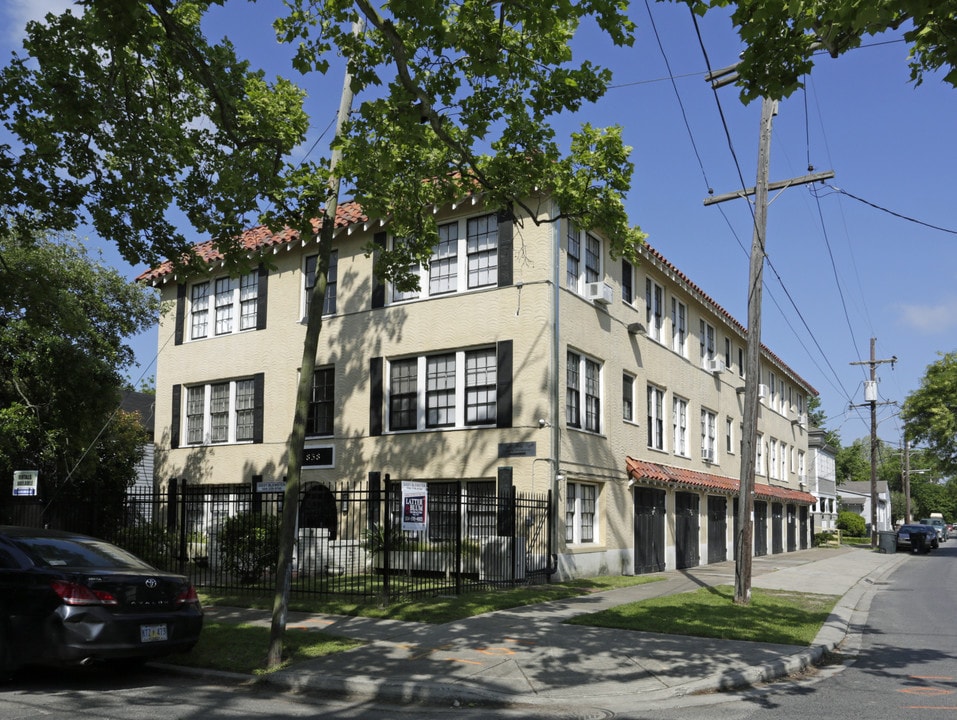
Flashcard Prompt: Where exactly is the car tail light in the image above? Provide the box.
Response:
[50,580,118,606]
[175,585,200,608]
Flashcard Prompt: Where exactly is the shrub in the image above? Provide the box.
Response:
[116,523,178,570]
[218,512,280,583]
[837,511,866,537]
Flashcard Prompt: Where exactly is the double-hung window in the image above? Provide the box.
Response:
[190,282,210,340]
[671,299,687,356]
[429,222,459,295]
[307,367,335,437]
[673,396,688,456]
[388,348,497,431]
[566,482,597,544]
[465,349,497,425]
[725,416,735,454]
[200,272,259,336]
[304,250,339,316]
[701,409,717,463]
[426,354,456,428]
[566,222,581,291]
[769,438,779,479]
[622,260,634,304]
[467,213,498,288]
[566,351,601,433]
[645,279,664,342]
[389,358,419,431]
[699,319,716,365]
[184,378,257,445]
[623,373,635,422]
[756,433,764,475]
[647,385,665,450]
[566,223,603,293]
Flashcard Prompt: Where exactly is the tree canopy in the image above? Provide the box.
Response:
[0,233,157,515]
[0,0,646,277]
[902,351,957,476]
[676,0,957,103]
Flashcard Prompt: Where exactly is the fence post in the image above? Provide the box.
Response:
[455,480,463,595]
[382,474,391,600]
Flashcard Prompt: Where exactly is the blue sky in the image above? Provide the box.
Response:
[4,1,956,448]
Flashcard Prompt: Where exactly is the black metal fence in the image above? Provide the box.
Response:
[2,479,553,601]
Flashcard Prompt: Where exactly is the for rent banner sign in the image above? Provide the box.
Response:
[401,481,428,532]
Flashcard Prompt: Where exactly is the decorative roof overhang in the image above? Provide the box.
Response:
[626,457,816,505]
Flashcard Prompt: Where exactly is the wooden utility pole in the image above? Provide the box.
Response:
[903,437,911,524]
[850,338,896,547]
[705,66,834,605]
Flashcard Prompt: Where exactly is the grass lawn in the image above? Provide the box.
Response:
[200,574,663,625]
[164,575,665,674]
[164,622,364,675]
[566,585,839,646]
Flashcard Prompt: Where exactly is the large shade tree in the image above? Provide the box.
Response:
[0,233,157,525]
[0,0,646,665]
[903,352,957,477]
[675,0,957,102]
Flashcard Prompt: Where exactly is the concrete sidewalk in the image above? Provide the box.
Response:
[200,546,909,707]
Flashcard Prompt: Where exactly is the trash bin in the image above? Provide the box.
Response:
[877,530,897,554]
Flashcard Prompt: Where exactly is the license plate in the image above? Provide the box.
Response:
[140,624,168,643]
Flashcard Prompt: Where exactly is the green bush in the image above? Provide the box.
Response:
[115,523,178,570]
[813,531,836,547]
[218,512,280,583]
[837,511,866,537]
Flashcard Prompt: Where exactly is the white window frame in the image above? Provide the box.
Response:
[701,409,717,463]
[566,223,603,293]
[699,319,716,364]
[623,373,635,423]
[388,213,498,303]
[673,396,688,457]
[647,384,665,451]
[183,378,256,446]
[621,259,635,305]
[386,347,498,432]
[565,481,598,545]
[567,350,602,434]
[645,278,664,342]
[769,438,779,480]
[189,272,258,340]
[725,416,735,454]
[671,298,687,357]
[304,250,339,317]
[756,433,764,475]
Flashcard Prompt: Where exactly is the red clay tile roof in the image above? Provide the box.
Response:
[626,457,816,504]
[136,201,367,283]
[640,241,816,395]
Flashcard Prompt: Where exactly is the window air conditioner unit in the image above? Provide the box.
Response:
[702,449,714,463]
[584,281,613,305]
[707,358,726,374]
[757,384,769,401]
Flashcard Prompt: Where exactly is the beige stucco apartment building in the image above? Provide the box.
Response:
[140,193,817,579]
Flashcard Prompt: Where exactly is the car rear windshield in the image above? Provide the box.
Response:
[11,536,153,570]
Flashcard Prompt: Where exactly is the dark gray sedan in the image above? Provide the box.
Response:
[0,526,203,673]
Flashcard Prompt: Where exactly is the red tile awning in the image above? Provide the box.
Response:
[626,457,816,504]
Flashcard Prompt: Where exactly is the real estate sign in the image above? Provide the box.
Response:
[401,481,428,532]
[12,470,38,497]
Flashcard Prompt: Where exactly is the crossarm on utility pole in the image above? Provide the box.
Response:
[703,171,834,206]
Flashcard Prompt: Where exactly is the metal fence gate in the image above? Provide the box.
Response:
[2,479,553,601]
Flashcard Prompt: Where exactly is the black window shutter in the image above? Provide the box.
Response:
[371,232,387,309]
[171,384,181,449]
[496,340,513,428]
[256,265,268,330]
[369,357,383,436]
[174,285,186,345]
[253,372,265,444]
[497,467,515,536]
[497,209,513,288]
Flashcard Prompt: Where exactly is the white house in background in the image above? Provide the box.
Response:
[838,480,892,532]
[120,390,156,494]
[808,428,837,533]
